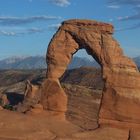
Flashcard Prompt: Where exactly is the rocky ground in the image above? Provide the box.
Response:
[0,67,103,139]
[0,67,140,139]
[0,67,103,130]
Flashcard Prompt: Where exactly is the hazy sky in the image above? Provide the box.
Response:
[0,0,140,59]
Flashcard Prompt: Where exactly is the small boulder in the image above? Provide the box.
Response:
[0,106,3,111]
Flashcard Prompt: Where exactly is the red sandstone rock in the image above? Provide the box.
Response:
[0,106,3,111]
[41,79,67,112]
[43,19,140,129]
[0,94,9,107]
[24,80,41,99]
[71,127,129,140]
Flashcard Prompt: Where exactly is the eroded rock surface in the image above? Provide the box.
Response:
[42,19,140,129]
[16,80,42,113]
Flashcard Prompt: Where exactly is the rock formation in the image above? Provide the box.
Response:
[17,80,42,113]
[41,19,140,129]
[0,94,9,107]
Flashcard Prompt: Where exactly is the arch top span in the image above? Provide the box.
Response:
[46,19,137,79]
[62,19,114,34]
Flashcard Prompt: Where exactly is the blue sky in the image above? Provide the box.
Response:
[0,0,140,60]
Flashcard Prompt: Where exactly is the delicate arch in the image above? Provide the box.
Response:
[42,19,140,128]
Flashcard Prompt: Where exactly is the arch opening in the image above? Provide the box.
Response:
[60,49,103,129]
[67,49,100,69]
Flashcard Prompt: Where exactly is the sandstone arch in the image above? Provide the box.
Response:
[42,19,140,128]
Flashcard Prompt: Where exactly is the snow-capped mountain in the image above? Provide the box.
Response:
[0,56,99,69]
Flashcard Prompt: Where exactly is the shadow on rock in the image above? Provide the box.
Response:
[5,92,24,106]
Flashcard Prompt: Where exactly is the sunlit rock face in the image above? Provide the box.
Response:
[42,19,140,128]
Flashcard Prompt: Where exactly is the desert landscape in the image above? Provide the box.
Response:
[0,19,140,140]
[1,0,140,139]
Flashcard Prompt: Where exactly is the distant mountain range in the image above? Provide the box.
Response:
[0,56,46,69]
[0,55,139,69]
[0,56,99,69]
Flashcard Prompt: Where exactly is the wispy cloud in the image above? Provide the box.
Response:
[108,0,140,6]
[0,27,44,36]
[48,23,61,30]
[49,0,70,7]
[0,31,16,36]
[118,13,140,21]
[0,15,61,26]
[116,22,140,31]
[107,0,140,30]
[117,16,129,20]
[0,23,63,36]
[107,5,120,9]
